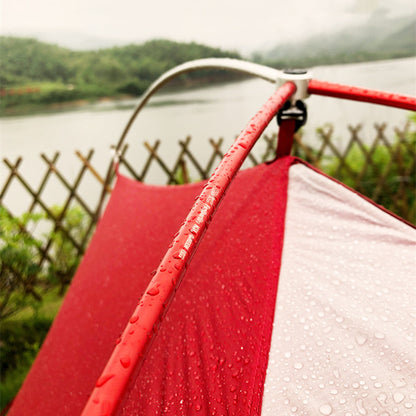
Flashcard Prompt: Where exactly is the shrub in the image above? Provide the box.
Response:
[0,208,44,320]
[0,308,58,410]
[322,118,416,223]
[0,205,91,320]
[117,80,147,96]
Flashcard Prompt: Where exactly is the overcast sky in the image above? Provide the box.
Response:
[0,0,414,52]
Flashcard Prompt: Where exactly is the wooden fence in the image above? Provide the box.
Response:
[0,122,415,316]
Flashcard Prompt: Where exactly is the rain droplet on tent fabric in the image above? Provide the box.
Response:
[393,392,405,403]
[355,334,367,345]
[232,369,240,378]
[319,403,332,415]
[96,373,115,387]
[130,314,139,324]
[147,287,159,296]
[392,378,406,388]
[356,398,367,415]
[377,393,387,406]
[120,356,131,368]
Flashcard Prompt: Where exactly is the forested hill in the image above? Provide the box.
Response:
[0,37,241,113]
[0,37,241,89]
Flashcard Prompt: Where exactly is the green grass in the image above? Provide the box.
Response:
[0,289,64,411]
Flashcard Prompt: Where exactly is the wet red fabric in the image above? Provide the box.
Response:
[8,157,291,416]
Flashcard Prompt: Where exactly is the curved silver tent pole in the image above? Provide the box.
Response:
[97,58,309,217]
[114,58,283,153]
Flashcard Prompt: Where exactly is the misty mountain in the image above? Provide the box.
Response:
[256,13,416,67]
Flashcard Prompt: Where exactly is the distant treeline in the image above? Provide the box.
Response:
[0,37,241,113]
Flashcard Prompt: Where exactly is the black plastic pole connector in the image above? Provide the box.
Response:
[277,99,307,132]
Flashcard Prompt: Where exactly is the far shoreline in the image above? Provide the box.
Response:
[0,76,247,118]
[0,95,134,118]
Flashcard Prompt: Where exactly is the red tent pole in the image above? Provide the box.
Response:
[308,79,416,111]
[276,119,297,158]
[81,81,297,416]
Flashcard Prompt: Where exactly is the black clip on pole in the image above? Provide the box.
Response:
[277,99,307,132]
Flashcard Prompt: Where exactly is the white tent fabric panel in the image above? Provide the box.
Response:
[262,164,416,416]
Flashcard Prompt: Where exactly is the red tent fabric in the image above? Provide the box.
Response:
[8,157,290,415]
[8,156,416,415]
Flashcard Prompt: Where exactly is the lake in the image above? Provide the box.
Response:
[1,57,415,213]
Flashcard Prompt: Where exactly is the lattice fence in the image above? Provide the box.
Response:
[1,122,415,317]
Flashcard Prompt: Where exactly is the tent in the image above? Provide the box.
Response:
[7,59,416,416]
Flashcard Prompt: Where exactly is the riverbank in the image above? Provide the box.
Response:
[0,74,248,117]
[0,94,133,117]
[0,78,135,117]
